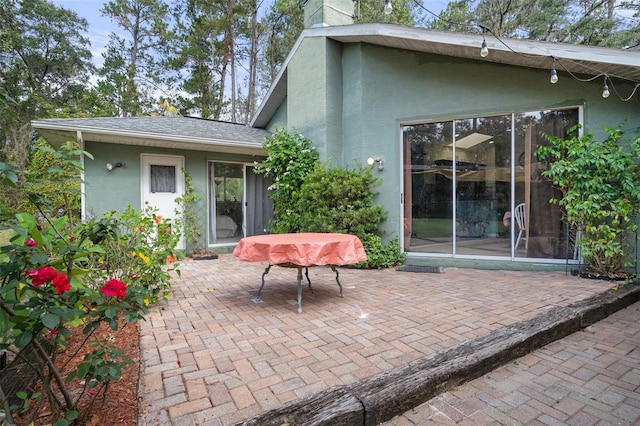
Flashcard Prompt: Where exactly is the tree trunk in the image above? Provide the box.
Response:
[245,0,259,123]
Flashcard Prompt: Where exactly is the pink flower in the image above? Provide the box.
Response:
[25,238,38,247]
[52,273,70,295]
[43,329,58,340]
[100,279,127,299]
[88,389,97,396]
[27,266,58,286]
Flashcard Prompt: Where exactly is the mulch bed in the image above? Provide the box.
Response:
[12,321,140,425]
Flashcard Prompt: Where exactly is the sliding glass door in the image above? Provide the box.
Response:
[403,107,579,260]
[209,162,244,244]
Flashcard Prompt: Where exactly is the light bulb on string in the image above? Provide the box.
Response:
[550,57,558,84]
[384,0,392,15]
[480,39,488,58]
[602,76,610,98]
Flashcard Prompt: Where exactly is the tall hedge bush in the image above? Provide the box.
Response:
[254,129,405,268]
[296,164,386,234]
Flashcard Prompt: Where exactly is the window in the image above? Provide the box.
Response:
[150,165,176,193]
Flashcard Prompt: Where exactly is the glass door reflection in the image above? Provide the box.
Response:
[454,116,512,257]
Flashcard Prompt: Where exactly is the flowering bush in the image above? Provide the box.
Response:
[80,204,181,312]
[0,143,181,425]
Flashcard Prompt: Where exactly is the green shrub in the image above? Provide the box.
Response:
[535,125,640,277]
[295,164,387,236]
[253,128,319,234]
[1,140,83,224]
[352,234,406,269]
[254,130,405,268]
[20,139,82,220]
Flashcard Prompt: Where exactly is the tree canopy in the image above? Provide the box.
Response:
[0,0,95,169]
[0,0,638,170]
[429,0,639,47]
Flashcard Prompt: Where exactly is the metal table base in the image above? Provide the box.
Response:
[251,264,344,313]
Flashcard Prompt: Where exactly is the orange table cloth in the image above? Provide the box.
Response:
[232,232,367,266]
[233,233,367,313]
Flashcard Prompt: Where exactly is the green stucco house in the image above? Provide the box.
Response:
[32,0,640,267]
[31,117,274,252]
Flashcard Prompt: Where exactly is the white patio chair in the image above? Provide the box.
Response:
[514,203,528,250]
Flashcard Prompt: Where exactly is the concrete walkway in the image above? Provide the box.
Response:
[137,254,637,425]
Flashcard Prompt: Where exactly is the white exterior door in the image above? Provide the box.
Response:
[141,154,185,249]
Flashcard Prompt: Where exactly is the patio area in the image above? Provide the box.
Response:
[137,254,621,425]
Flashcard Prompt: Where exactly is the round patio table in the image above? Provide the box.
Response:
[232,233,367,312]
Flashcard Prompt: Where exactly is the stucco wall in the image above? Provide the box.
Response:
[281,39,640,242]
[84,141,262,250]
[266,98,288,132]
[287,37,344,161]
[84,142,142,216]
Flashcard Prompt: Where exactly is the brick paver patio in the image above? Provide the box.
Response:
[137,254,622,425]
[382,300,640,425]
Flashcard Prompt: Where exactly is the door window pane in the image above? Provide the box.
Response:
[150,165,176,193]
[454,115,511,256]
[403,122,454,254]
[514,109,579,258]
[209,162,244,243]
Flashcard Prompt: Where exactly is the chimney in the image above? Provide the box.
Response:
[303,0,354,28]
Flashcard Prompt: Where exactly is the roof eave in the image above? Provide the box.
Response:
[31,121,266,156]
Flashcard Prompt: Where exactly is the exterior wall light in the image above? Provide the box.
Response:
[367,157,384,171]
[106,162,125,171]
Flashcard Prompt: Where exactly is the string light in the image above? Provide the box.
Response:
[602,76,610,98]
[479,26,489,58]
[384,0,393,15]
[550,57,558,83]
[403,0,639,101]
[607,79,640,102]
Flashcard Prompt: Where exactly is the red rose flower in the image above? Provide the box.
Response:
[101,279,127,299]
[27,266,59,286]
[43,329,58,340]
[52,273,70,295]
